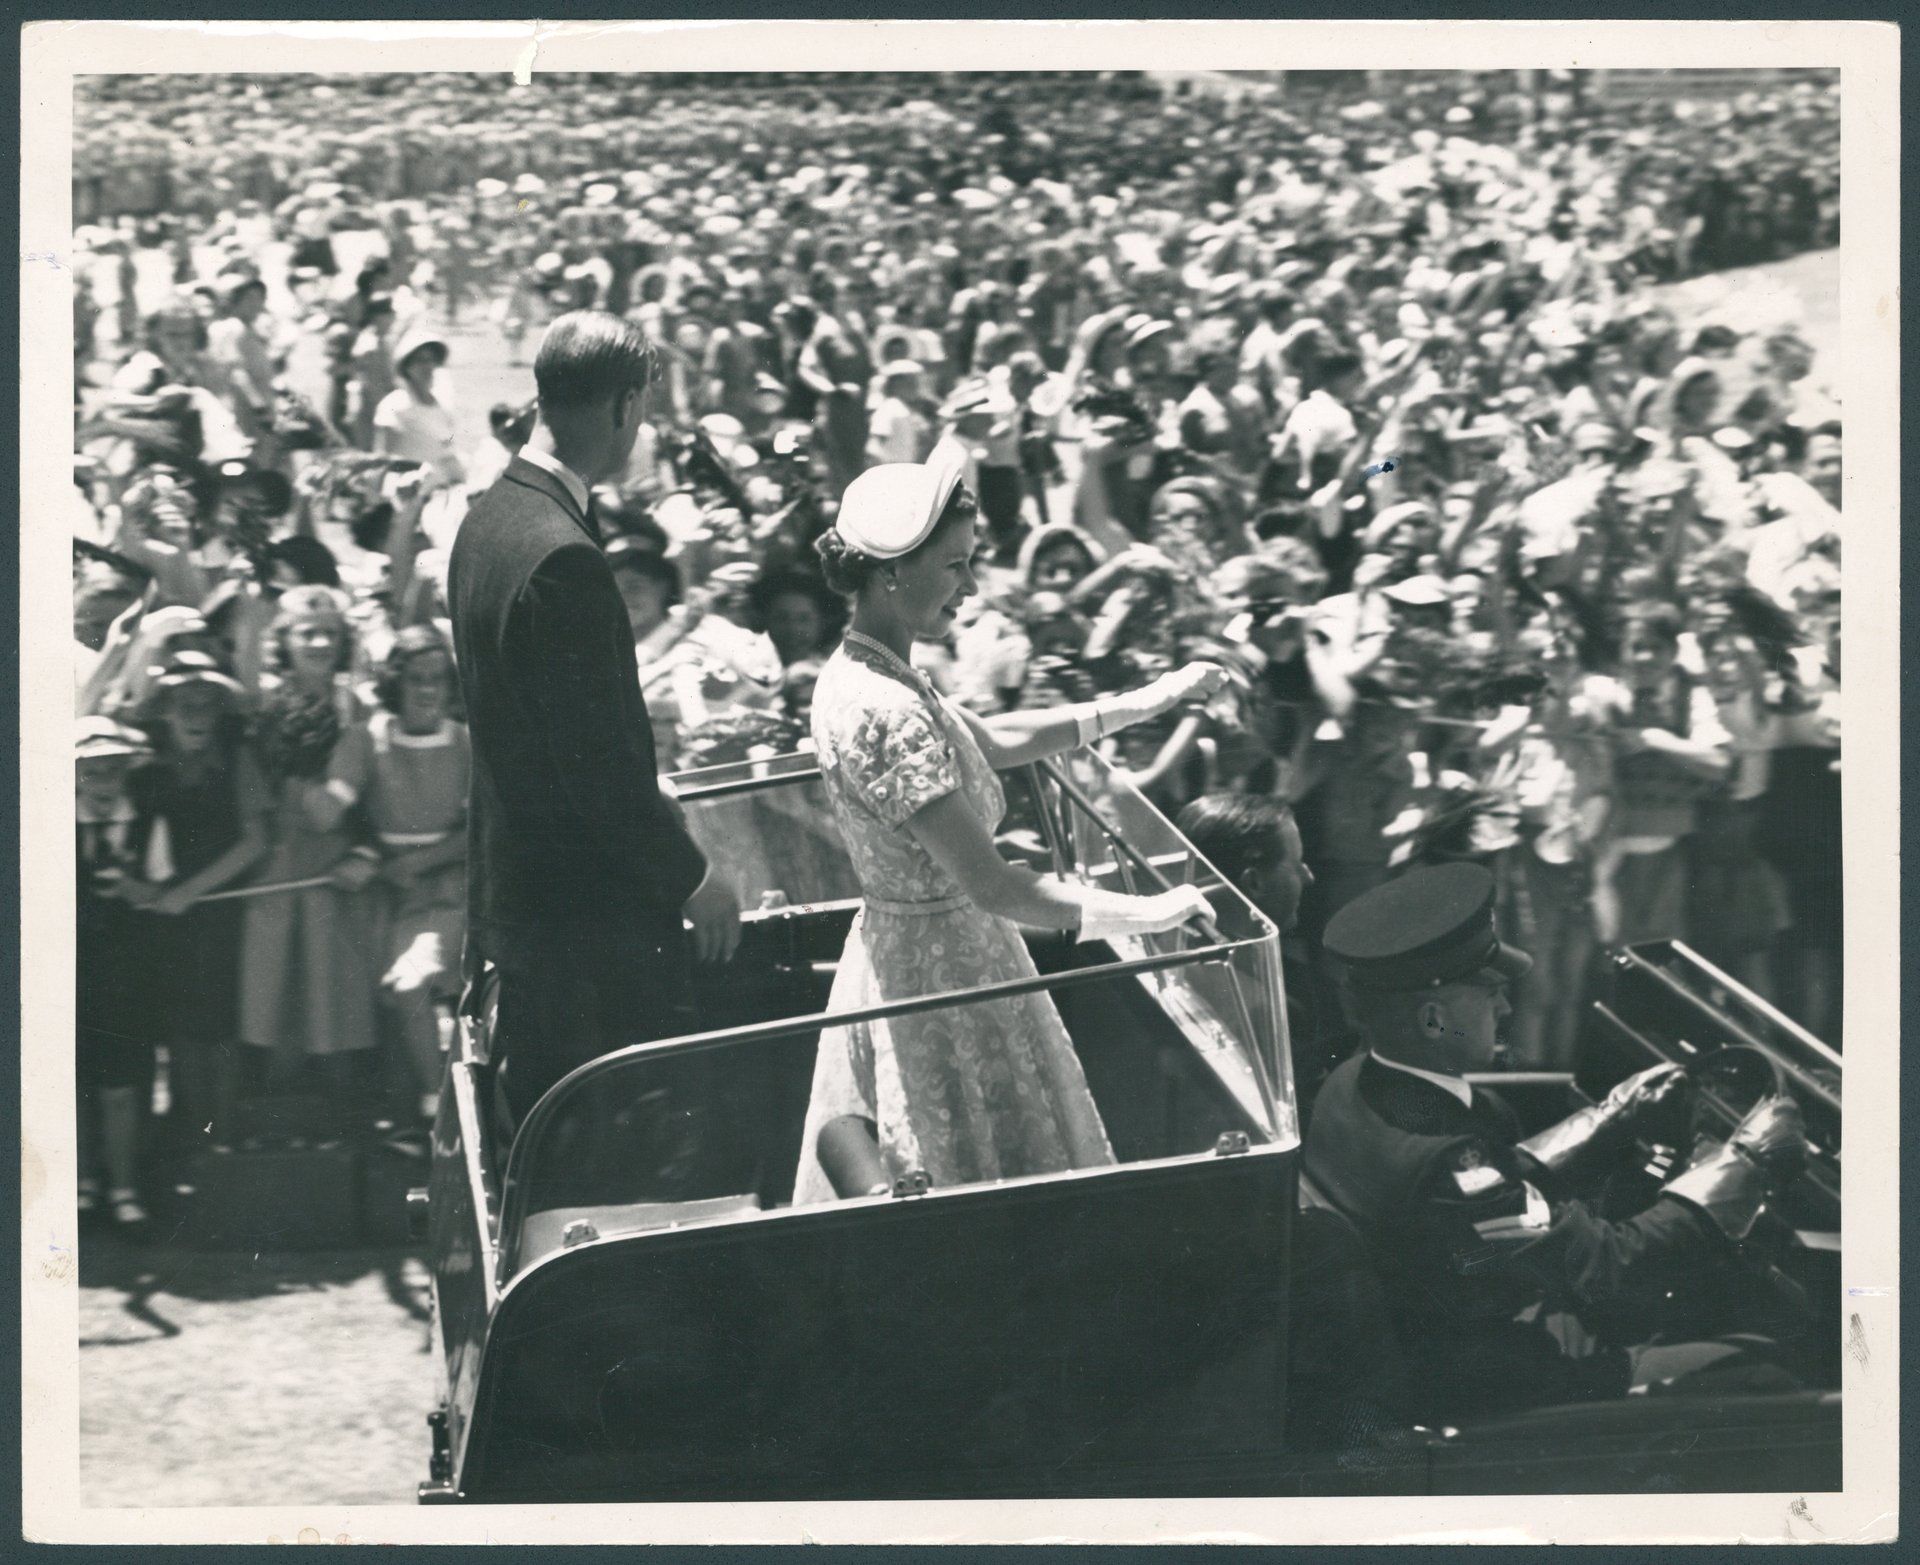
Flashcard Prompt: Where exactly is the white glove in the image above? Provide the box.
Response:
[1077,884,1214,944]
[1072,663,1230,745]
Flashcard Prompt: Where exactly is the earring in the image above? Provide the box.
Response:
[885,577,898,592]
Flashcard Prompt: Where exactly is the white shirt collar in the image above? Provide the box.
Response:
[517,443,591,520]
[1370,1049,1474,1108]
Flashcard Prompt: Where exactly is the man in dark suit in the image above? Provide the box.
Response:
[1303,863,1809,1424]
[450,311,741,1130]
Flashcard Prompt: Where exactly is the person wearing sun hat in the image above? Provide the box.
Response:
[372,323,464,486]
[937,377,1028,562]
[789,448,1229,1205]
[865,359,933,466]
[119,646,269,1154]
[76,715,160,1225]
[1303,859,1809,1421]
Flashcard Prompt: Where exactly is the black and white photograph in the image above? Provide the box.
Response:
[20,18,1898,1547]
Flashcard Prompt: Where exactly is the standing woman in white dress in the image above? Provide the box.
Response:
[794,445,1228,1204]
[373,327,466,490]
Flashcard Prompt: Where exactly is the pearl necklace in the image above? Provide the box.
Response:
[842,629,923,686]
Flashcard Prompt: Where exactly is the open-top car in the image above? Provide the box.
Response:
[419,751,1840,1503]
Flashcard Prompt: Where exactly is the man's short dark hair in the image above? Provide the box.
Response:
[534,311,657,412]
[1175,793,1296,885]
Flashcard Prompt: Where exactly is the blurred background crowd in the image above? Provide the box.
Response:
[70,68,1842,1228]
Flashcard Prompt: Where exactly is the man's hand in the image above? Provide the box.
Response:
[684,872,743,964]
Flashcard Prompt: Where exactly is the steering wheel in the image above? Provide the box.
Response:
[1610,1042,1786,1182]
[1679,1042,1791,1156]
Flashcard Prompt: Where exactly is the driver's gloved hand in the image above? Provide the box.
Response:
[1607,1059,1697,1151]
[1601,1060,1694,1124]
[1727,1092,1811,1176]
[1662,1094,1809,1241]
[1519,1062,1691,1179]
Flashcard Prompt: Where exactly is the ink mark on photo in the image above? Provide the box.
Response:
[1846,1312,1870,1369]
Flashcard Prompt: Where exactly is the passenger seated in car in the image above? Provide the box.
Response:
[1175,793,1356,1100]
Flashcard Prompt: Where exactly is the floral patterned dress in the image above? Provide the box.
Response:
[791,638,1115,1205]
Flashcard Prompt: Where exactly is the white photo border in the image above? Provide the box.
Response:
[20,17,1900,1545]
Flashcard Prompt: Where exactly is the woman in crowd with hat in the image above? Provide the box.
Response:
[121,649,271,1155]
[73,544,152,714]
[955,517,1110,715]
[76,716,157,1224]
[237,585,383,1136]
[938,375,1031,564]
[791,449,1227,1204]
[373,326,464,488]
[1144,473,1252,587]
[606,540,696,764]
[866,359,934,467]
[1587,600,1734,951]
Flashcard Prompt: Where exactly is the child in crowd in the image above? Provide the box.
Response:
[75,718,156,1223]
[364,626,470,1128]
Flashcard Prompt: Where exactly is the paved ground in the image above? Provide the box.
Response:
[79,1225,435,1508]
[72,246,1839,1513]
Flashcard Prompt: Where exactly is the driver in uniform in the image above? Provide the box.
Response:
[1303,863,1811,1424]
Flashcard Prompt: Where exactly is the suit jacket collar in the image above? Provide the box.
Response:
[503,455,598,543]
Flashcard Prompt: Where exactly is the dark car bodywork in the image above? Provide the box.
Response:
[421,754,1840,1502]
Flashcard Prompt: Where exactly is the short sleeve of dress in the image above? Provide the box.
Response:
[845,698,962,830]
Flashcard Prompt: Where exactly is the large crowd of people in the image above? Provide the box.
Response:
[71,69,1842,1229]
